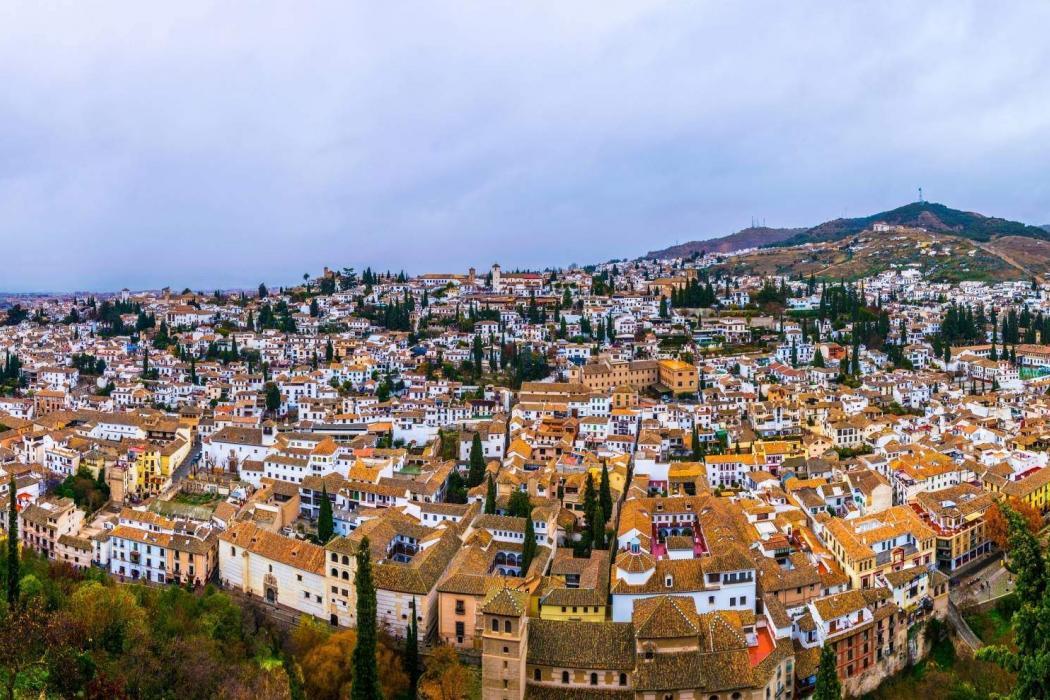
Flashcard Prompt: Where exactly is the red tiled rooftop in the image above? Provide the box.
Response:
[748,625,775,666]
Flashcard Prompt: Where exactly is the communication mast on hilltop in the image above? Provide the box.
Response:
[918,187,924,203]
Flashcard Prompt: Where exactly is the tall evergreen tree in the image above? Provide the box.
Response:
[813,643,841,700]
[485,475,497,514]
[522,516,537,574]
[467,433,486,487]
[404,598,420,697]
[691,424,702,460]
[351,536,382,700]
[6,474,18,606]
[590,504,606,549]
[317,484,333,543]
[582,473,597,530]
[599,465,613,525]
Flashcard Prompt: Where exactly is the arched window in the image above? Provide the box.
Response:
[342,555,349,565]
[330,567,337,577]
[619,673,628,686]
[342,571,349,580]
[732,694,742,700]
[590,673,598,686]
[561,671,569,684]
[491,618,499,632]
[533,669,541,682]
[504,620,512,633]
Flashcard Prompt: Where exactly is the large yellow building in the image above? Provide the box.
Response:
[991,465,1050,513]
[122,438,191,497]
[569,357,697,394]
[538,549,609,622]
[820,505,936,589]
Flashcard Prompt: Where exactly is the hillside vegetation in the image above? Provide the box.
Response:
[646,226,803,258]
[777,201,1050,247]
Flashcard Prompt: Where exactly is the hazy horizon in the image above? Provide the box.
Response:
[3,1,1050,292]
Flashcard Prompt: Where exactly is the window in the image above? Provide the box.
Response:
[492,618,499,632]
[619,673,627,686]
[562,671,569,684]
[504,620,512,633]
[590,673,598,686]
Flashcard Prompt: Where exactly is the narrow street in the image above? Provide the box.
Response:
[172,436,203,484]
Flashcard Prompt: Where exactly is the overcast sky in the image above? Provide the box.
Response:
[2,2,1050,292]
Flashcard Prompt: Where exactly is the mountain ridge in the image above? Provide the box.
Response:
[644,202,1050,260]
[645,226,803,259]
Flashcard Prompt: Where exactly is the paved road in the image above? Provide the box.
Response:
[951,558,1014,607]
[172,436,202,483]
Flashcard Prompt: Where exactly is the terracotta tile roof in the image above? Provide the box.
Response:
[632,595,701,639]
[219,521,325,573]
[481,587,529,616]
[526,619,635,670]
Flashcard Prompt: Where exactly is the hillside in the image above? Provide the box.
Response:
[646,226,803,259]
[644,201,1050,282]
[776,201,1050,247]
[711,228,1028,283]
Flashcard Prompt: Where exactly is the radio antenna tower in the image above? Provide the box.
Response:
[918,187,924,203]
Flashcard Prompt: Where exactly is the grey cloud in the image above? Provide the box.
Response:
[1,1,1049,291]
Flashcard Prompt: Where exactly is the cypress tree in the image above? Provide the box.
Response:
[404,598,420,696]
[485,474,497,515]
[591,504,606,550]
[467,433,486,487]
[582,473,597,530]
[691,424,702,460]
[317,484,333,544]
[522,516,537,574]
[814,644,841,700]
[6,474,18,606]
[599,465,612,525]
[351,536,382,700]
